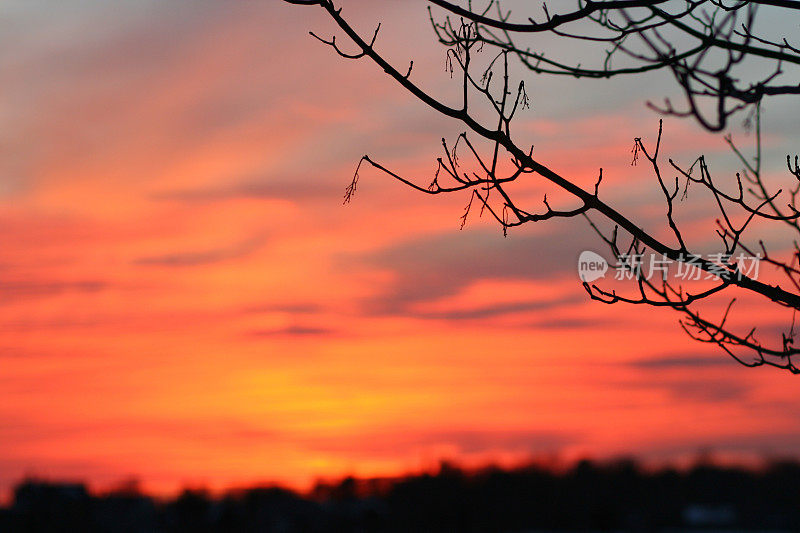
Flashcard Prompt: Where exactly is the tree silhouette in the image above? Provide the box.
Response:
[286,0,800,372]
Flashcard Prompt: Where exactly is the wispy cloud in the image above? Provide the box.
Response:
[153,176,345,204]
[301,427,574,458]
[248,325,336,338]
[628,354,734,370]
[0,279,107,302]
[134,235,267,267]
[414,296,584,321]
[356,219,599,315]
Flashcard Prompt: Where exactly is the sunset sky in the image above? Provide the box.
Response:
[2,1,800,500]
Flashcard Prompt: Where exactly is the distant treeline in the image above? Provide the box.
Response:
[2,458,800,532]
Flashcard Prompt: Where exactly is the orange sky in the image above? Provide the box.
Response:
[2,1,799,500]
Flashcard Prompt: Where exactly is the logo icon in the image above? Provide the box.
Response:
[578,251,608,282]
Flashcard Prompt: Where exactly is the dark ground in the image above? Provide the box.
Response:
[3,458,800,532]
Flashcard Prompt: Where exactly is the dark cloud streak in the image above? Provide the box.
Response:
[134,235,267,267]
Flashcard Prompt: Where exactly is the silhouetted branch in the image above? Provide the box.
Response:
[287,0,800,372]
